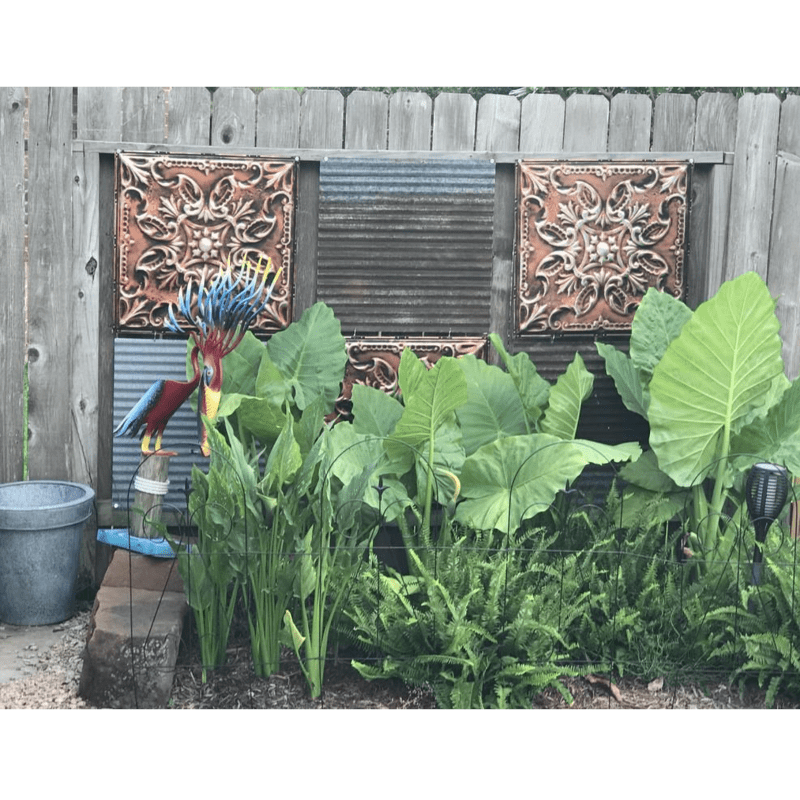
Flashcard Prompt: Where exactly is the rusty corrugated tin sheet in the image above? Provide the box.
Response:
[317,158,496,336]
[516,160,689,334]
[114,152,295,335]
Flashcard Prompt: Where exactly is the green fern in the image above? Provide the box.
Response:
[705,540,800,706]
[345,527,589,708]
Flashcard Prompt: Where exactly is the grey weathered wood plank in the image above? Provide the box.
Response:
[294,162,319,317]
[388,92,432,150]
[0,88,27,482]
[652,93,696,151]
[76,137,728,164]
[26,87,74,480]
[77,88,122,141]
[345,90,388,150]
[300,90,344,149]
[476,94,520,151]
[168,87,212,146]
[211,87,256,148]
[563,94,608,152]
[608,93,651,151]
[432,92,476,151]
[71,87,123,503]
[519,93,564,152]
[257,88,301,149]
[694,92,738,151]
[689,92,738,303]
[770,95,800,377]
[122,87,167,143]
[725,92,781,281]
[779,96,800,157]
[769,153,800,378]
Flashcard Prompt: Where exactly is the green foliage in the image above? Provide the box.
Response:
[705,537,800,707]
[598,272,797,560]
[345,527,590,708]
[552,487,739,681]
[283,421,381,698]
[173,422,258,680]
[204,301,347,448]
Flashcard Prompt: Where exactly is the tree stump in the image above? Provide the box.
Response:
[132,453,171,539]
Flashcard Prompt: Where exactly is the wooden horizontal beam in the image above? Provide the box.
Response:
[74,140,732,164]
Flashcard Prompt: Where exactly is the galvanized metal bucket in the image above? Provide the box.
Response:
[0,481,95,625]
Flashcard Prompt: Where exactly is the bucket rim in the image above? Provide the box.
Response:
[0,480,95,513]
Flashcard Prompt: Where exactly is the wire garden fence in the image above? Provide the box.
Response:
[111,436,800,709]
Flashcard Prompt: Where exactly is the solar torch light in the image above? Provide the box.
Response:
[745,462,789,586]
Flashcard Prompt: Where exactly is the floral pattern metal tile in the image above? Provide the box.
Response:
[516,161,689,334]
[114,152,295,334]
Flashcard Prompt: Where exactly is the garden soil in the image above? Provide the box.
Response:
[2,608,799,709]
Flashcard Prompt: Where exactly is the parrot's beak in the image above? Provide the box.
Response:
[202,386,222,422]
[200,386,222,457]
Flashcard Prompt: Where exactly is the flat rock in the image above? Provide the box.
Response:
[78,550,188,709]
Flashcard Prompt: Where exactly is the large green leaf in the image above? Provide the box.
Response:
[596,343,647,419]
[629,288,693,379]
[266,302,347,410]
[618,449,681,493]
[455,433,636,534]
[217,394,287,444]
[263,411,302,490]
[454,434,578,533]
[648,272,785,486]
[455,354,528,456]
[489,333,550,429]
[324,423,411,522]
[731,376,800,473]
[351,383,404,437]
[540,353,594,440]
[386,352,468,462]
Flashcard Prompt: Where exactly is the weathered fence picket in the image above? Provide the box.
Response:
[26,87,74,481]
[0,87,26,482]
[1,87,799,590]
[608,93,651,151]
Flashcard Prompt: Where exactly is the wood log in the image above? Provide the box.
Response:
[132,453,171,539]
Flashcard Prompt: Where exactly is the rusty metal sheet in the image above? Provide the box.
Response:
[114,152,295,334]
[516,161,689,334]
[317,158,495,336]
[333,336,487,420]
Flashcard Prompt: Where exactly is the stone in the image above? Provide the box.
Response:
[78,549,189,708]
[79,585,188,708]
[101,549,185,594]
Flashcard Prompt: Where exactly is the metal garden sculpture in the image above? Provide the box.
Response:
[114,256,282,456]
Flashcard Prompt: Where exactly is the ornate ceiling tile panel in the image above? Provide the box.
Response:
[333,337,488,420]
[516,161,689,334]
[114,152,295,334]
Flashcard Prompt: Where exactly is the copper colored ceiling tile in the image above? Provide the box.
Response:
[332,337,488,421]
[114,152,295,334]
[516,161,689,334]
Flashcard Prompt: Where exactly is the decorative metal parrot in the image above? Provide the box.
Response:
[114,255,282,456]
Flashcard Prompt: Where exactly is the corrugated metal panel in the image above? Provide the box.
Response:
[112,339,207,514]
[317,158,496,336]
[509,336,649,447]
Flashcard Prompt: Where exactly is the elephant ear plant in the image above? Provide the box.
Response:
[597,271,800,567]
[325,338,639,565]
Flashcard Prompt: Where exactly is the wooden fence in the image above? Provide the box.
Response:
[1,87,799,538]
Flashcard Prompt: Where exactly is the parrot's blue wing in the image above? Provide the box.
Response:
[113,380,165,438]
